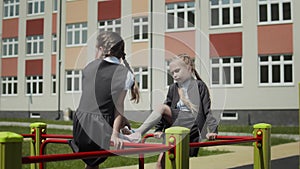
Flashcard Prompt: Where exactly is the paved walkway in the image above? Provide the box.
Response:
[109,141,299,169]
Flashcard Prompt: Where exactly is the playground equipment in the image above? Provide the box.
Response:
[0,122,271,169]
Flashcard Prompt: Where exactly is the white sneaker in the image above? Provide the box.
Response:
[124,132,141,143]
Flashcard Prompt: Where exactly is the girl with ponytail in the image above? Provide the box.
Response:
[69,31,139,169]
[126,53,218,169]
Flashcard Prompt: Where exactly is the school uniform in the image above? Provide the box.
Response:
[155,78,218,156]
[69,57,133,167]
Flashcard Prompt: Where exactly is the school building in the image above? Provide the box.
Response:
[0,0,299,126]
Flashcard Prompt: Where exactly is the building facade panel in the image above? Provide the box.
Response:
[52,13,57,34]
[2,18,18,38]
[25,59,43,76]
[26,19,44,36]
[66,0,88,23]
[132,0,148,15]
[165,31,195,59]
[1,58,18,76]
[51,55,56,75]
[165,0,194,3]
[209,32,242,57]
[258,24,293,55]
[98,0,121,20]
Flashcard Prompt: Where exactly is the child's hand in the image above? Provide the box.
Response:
[154,131,163,139]
[206,133,217,140]
[111,134,123,149]
[120,126,132,135]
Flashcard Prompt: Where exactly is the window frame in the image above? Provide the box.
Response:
[166,2,195,32]
[26,35,44,56]
[209,0,242,28]
[133,67,149,91]
[133,17,149,42]
[258,0,292,25]
[27,0,45,16]
[66,22,88,47]
[2,37,19,58]
[258,54,294,86]
[3,0,20,19]
[26,76,43,96]
[1,76,18,96]
[65,70,82,93]
[211,57,243,87]
[98,19,121,35]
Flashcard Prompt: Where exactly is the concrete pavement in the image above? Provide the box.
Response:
[108,141,300,169]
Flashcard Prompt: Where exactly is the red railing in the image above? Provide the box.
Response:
[21,133,262,169]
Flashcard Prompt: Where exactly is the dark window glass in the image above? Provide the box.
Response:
[259,5,267,22]
[177,12,185,28]
[234,67,242,84]
[271,4,279,21]
[233,7,241,24]
[283,2,291,20]
[142,75,148,89]
[212,68,219,84]
[284,64,292,82]
[167,13,174,29]
[142,25,148,39]
[211,9,219,26]
[272,65,280,83]
[134,26,139,40]
[223,67,230,84]
[260,66,268,83]
[188,11,195,27]
[222,8,230,25]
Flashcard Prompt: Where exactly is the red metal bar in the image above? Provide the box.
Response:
[22,145,172,164]
[41,134,73,139]
[139,133,155,169]
[21,134,35,138]
[190,137,261,148]
[216,135,254,140]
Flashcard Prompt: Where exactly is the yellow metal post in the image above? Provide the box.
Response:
[253,123,271,169]
[30,122,47,169]
[0,132,23,169]
[165,126,190,169]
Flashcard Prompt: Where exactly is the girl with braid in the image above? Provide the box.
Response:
[127,54,218,169]
[69,31,139,169]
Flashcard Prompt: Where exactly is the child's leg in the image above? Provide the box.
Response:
[135,104,172,135]
[156,152,165,169]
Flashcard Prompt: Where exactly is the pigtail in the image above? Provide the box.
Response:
[123,58,140,103]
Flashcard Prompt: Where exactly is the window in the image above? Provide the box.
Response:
[98,19,121,34]
[210,0,241,27]
[211,57,242,86]
[166,61,174,86]
[26,76,43,95]
[1,77,18,96]
[26,35,44,56]
[166,2,195,31]
[28,0,45,15]
[258,0,292,24]
[133,67,148,90]
[53,0,58,12]
[133,17,148,41]
[52,34,57,54]
[52,75,56,94]
[3,0,20,18]
[259,54,293,86]
[66,23,88,46]
[2,38,18,57]
[66,70,82,92]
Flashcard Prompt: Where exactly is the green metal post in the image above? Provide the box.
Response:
[165,126,190,169]
[30,122,47,169]
[253,123,271,169]
[0,132,23,169]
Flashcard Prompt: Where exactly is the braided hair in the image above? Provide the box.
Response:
[96,31,140,103]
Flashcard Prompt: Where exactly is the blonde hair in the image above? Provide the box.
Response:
[172,53,200,113]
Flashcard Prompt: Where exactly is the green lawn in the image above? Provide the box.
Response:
[0,118,298,169]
